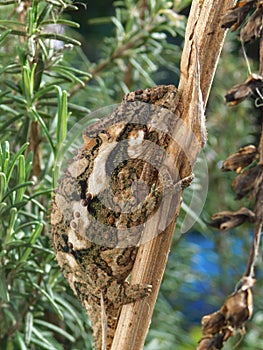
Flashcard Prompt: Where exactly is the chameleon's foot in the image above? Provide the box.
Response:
[121,282,152,304]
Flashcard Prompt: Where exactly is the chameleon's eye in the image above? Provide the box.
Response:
[81,199,89,206]
[86,192,93,200]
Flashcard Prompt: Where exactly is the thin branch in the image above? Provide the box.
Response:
[258,32,263,164]
[111,1,236,349]
[244,221,263,277]
[245,31,263,278]
[245,30,263,277]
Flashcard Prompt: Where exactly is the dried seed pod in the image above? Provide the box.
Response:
[232,164,263,199]
[222,145,258,173]
[201,310,226,336]
[222,290,252,329]
[198,278,255,349]
[225,73,263,105]
[209,207,255,230]
[197,334,224,350]
[221,277,255,330]
[221,0,256,31]
[241,5,263,43]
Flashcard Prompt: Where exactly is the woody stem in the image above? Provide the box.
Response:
[244,31,263,277]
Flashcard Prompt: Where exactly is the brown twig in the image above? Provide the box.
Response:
[244,221,263,277]
[111,1,236,349]
[244,30,263,277]
[258,31,263,164]
[27,121,42,178]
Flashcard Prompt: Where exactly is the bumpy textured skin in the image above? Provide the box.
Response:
[51,85,179,350]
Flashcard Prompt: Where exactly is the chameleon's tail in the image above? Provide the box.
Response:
[83,297,118,350]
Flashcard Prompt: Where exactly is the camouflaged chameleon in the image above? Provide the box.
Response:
[51,85,180,349]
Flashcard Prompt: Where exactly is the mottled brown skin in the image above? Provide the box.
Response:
[51,85,179,349]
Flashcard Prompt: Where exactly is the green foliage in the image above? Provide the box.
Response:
[0,1,93,349]
[69,0,186,110]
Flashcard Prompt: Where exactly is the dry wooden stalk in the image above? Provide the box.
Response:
[111,1,237,349]
[245,28,263,278]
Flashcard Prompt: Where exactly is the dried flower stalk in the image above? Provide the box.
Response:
[198,1,263,348]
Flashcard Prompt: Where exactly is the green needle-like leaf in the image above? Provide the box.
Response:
[16,155,26,202]
[16,333,28,350]
[38,32,81,46]
[32,282,64,319]
[25,312,34,345]
[6,142,29,185]
[34,319,75,342]
[20,222,43,262]
[42,19,80,28]
[50,66,86,85]
[30,108,55,154]
[0,172,6,201]
[2,140,10,173]
[0,28,12,44]
[0,271,10,301]
[56,88,68,148]
[22,65,32,103]
[5,207,18,243]
[31,326,58,350]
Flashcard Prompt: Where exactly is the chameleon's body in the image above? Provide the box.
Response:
[51,85,179,349]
